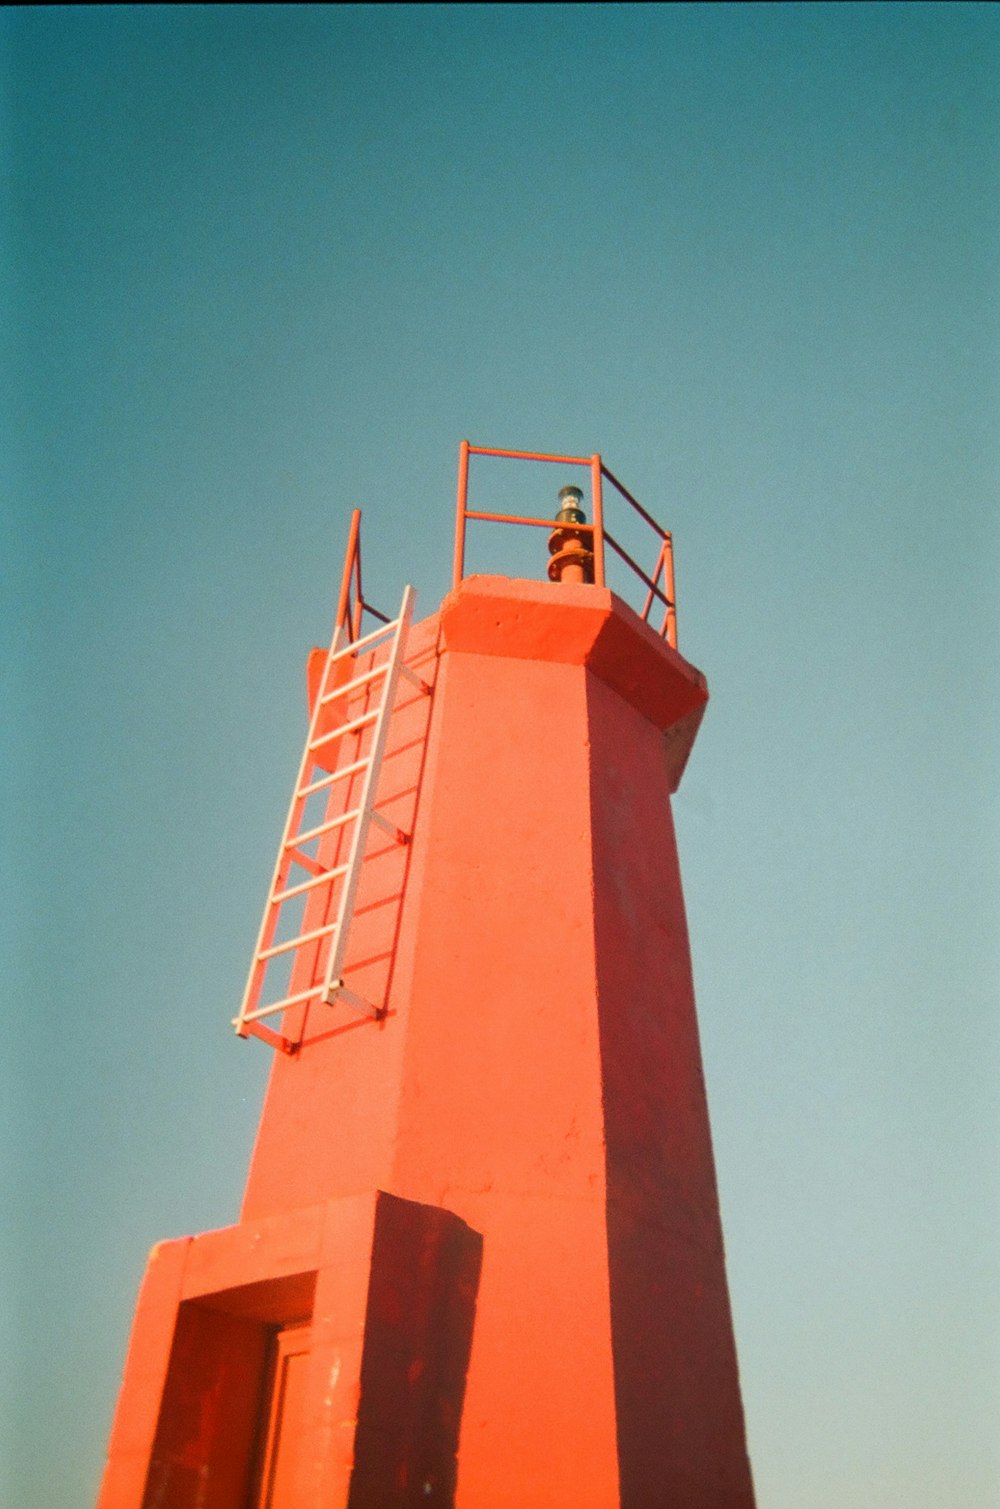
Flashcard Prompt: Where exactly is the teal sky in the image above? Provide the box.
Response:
[5,6,998,1505]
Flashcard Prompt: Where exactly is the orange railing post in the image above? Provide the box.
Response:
[333,507,392,645]
[663,532,677,648]
[590,454,605,588]
[453,439,471,590]
[335,509,362,641]
[350,528,364,641]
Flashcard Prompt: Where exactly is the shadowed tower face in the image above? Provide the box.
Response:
[100,447,756,1509]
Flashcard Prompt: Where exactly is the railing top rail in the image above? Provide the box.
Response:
[466,445,594,466]
[600,463,671,542]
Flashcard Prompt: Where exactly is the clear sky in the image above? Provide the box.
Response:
[4,5,998,1505]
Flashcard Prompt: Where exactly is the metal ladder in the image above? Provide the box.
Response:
[233,583,425,1053]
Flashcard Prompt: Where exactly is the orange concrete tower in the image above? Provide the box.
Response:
[100,444,756,1508]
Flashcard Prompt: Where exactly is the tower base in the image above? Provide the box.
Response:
[99,1194,481,1508]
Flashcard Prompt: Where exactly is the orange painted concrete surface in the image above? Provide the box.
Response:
[101,576,754,1508]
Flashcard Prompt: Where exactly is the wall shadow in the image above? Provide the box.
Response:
[587,669,756,1509]
[348,1193,483,1509]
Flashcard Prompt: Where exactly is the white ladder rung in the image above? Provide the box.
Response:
[258,919,339,963]
[319,661,389,705]
[272,865,345,905]
[297,755,370,800]
[236,983,326,1024]
[288,807,360,847]
[292,806,361,845]
[327,615,400,664]
[308,705,379,752]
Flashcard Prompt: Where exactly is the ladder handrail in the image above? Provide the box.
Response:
[233,577,422,1050]
[233,611,355,1046]
[322,584,418,1007]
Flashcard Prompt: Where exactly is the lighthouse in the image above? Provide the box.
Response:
[100,443,755,1508]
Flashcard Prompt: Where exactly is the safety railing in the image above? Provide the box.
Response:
[452,442,678,648]
[335,508,392,645]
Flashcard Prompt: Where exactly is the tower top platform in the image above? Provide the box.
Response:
[440,574,707,791]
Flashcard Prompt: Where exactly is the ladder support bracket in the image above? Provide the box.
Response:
[371,809,411,845]
[235,1019,298,1055]
[399,665,433,696]
[325,980,382,1020]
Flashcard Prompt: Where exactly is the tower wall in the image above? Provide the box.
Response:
[100,575,754,1509]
